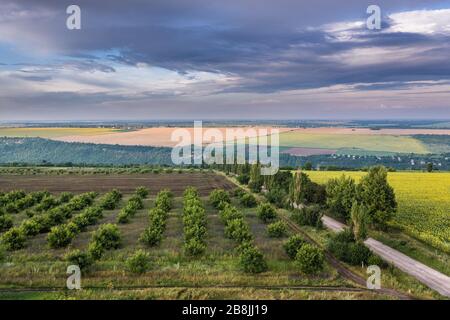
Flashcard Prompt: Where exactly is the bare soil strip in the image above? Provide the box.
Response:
[0,173,235,196]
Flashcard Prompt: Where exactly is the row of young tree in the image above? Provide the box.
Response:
[221,163,397,231]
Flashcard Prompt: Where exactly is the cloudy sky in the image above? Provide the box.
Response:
[1,0,450,121]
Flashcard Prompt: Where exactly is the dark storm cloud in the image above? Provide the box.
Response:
[3,0,450,93]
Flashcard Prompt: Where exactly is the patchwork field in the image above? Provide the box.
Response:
[2,126,450,156]
[307,171,450,253]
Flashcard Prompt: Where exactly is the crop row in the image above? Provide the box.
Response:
[117,187,149,224]
[140,189,173,246]
[182,187,207,256]
[0,192,98,250]
[47,190,123,248]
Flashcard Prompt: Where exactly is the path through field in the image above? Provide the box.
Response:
[322,215,450,297]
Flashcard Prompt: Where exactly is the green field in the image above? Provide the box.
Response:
[307,171,450,253]
[278,132,429,155]
[0,127,119,138]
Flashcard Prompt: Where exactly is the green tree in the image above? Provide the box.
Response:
[350,202,370,241]
[326,175,357,221]
[426,162,433,172]
[295,243,324,274]
[357,166,397,228]
[248,163,263,192]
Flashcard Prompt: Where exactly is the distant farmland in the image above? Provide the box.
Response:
[2,126,449,156]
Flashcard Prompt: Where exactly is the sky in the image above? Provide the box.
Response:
[1,0,450,121]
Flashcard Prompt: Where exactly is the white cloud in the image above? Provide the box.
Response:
[389,9,450,35]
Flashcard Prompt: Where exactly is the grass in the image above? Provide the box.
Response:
[0,127,119,138]
[277,132,429,154]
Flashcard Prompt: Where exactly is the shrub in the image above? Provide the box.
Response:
[219,205,243,223]
[225,218,253,243]
[20,219,41,236]
[240,193,257,207]
[209,189,231,209]
[87,241,105,260]
[237,174,250,185]
[291,205,323,228]
[367,254,388,268]
[91,224,121,250]
[59,192,74,203]
[267,221,287,238]
[283,235,306,259]
[239,246,268,274]
[140,227,163,246]
[232,187,245,198]
[266,188,287,208]
[0,214,13,232]
[135,186,149,199]
[126,250,150,274]
[184,238,206,256]
[347,242,371,266]
[295,243,325,274]
[327,229,371,266]
[99,189,122,210]
[65,249,93,271]
[256,203,277,223]
[155,190,173,212]
[47,225,75,248]
[1,228,26,251]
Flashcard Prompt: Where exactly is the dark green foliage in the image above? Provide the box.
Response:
[98,189,122,210]
[289,172,326,206]
[65,249,93,271]
[267,221,287,238]
[232,187,245,198]
[209,189,231,209]
[224,218,253,242]
[327,229,372,265]
[237,174,250,185]
[91,223,121,251]
[326,175,357,220]
[238,245,268,274]
[350,202,370,241]
[266,187,287,208]
[0,137,174,165]
[58,192,74,203]
[291,205,323,228]
[1,227,26,251]
[357,166,397,228]
[239,193,257,207]
[256,203,277,223]
[0,214,13,232]
[126,250,150,274]
[283,235,306,259]
[295,243,325,274]
[47,225,75,248]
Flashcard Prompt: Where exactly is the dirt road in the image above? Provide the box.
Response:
[322,215,450,297]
